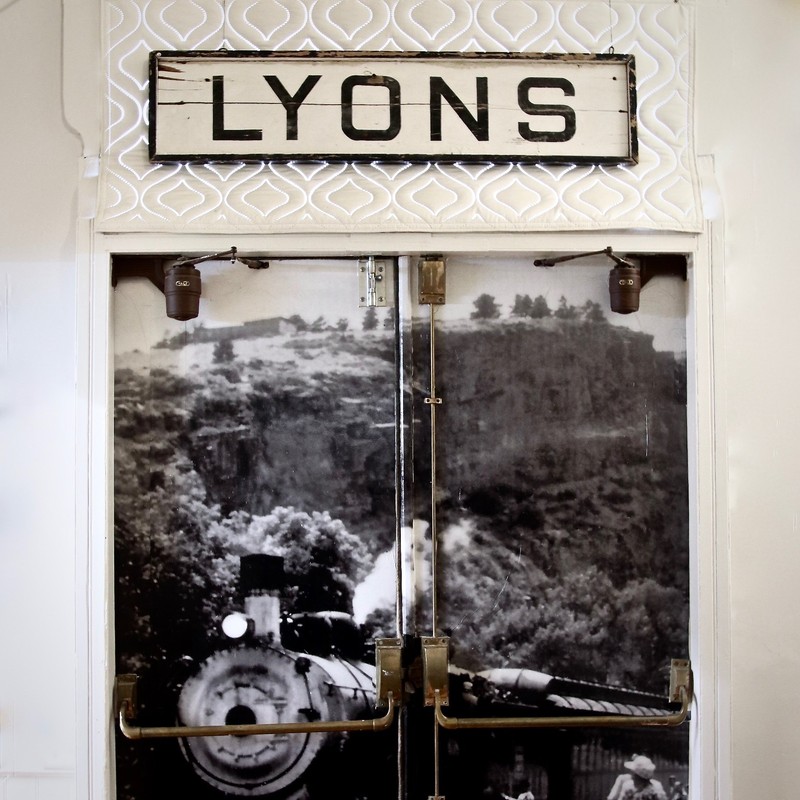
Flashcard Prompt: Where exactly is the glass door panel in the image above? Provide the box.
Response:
[408,255,690,800]
[113,251,690,800]
[113,257,402,800]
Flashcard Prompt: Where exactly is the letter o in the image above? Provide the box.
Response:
[341,75,401,141]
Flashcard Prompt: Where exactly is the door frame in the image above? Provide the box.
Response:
[75,224,728,799]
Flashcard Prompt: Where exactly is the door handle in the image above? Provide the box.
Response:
[424,640,691,731]
[116,681,396,740]
[433,683,689,731]
[116,638,402,740]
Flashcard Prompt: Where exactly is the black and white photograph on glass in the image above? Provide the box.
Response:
[113,258,402,800]
[113,253,689,800]
[406,256,689,800]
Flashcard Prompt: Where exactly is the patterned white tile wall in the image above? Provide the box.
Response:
[97,0,701,234]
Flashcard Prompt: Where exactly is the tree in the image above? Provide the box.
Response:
[512,294,552,319]
[511,293,535,317]
[608,579,688,692]
[114,449,238,670]
[362,306,378,331]
[336,317,349,332]
[554,295,579,319]
[581,300,607,323]
[212,338,235,363]
[530,295,552,318]
[287,314,307,332]
[470,293,501,320]
[218,506,372,612]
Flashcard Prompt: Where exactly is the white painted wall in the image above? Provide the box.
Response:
[0,1,798,799]
[0,0,82,798]
[694,2,800,797]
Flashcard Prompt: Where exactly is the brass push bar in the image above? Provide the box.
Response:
[116,639,402,741]
[433,684,689,731]
[117,687,396,740]
[424,640,692,731]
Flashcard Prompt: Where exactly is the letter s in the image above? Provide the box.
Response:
[517,78,576,142]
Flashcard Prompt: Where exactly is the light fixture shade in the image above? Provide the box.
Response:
[164,264,201,320]
[608,264,641,314]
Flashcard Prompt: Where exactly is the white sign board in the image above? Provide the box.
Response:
[150,52,637,165]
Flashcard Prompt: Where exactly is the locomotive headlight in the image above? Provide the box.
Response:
[221,612,253,640]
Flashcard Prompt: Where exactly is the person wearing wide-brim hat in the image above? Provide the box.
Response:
[607,755,667,800]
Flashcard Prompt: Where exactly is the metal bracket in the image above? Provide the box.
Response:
[668,658,692,704]
[115,673,138,720]
[422,636,450,707]
[358,256,390,307]
[110,248,243,293]
[634,253,688,289]
[111,255,169,293]
[419,255,446,305]
[534,248,687,289]
[376,638,404,707]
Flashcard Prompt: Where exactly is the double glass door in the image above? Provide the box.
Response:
[112,253,690,800]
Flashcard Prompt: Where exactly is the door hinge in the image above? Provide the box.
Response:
[358,256,390,307]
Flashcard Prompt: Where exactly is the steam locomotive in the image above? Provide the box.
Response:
[163,553,687,800]
[175,554,386,798]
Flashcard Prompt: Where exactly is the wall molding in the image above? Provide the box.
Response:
[96,0,702,234]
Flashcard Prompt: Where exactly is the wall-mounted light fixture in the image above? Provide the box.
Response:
[111,247,269,321]
[533,247,687,315]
